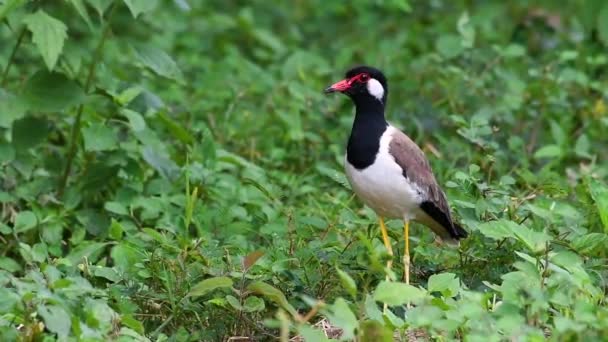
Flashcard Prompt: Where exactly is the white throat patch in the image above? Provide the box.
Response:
[366,78,385,102]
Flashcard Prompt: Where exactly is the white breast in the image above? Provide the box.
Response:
[345,126,423,220]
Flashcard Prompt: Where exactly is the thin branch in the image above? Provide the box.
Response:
[58,2,117,197]
[1,27,26,87]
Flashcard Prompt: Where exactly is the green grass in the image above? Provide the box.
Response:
[1,0,608,341]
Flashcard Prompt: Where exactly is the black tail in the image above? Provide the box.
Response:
[453,222,468,239]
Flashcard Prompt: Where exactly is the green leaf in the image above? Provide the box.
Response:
[243,296,265,312]
[188,277,233,297]
[67,242,109,264]
[574,134,591,158]
[12,116,50,151]
[123,0,158,18]
[121,315,144,334]
[427,273,460,297]
[572,233,608,255]
[598,3,608,46]
[38,305,71,338]
[326,298,358,340]
[0,0,26,22]
[141,146,179,180]
[121,108,146,132]
[82,123,117,151]
[246,281,298,318]
[20,70,85,112]
[336,267,357,298]
[13,210,37,233]
[588,179,608,232]
[0,257,22,272]
[373,281,426,305]
[23,10,68,71]
[457,11,475,48]
[111,243,142,272]
[0,89,26,128]
[511,224,550,254]
[534,145,562,159]
[360,320,393,342]
[68,0,94,30]
[296,325,331,342]
[86,0,113,17]
[476,219,516,240]
[387,0,411,12]
[104,201,128,216]
[436,34,463,59]
[132,44,183,81]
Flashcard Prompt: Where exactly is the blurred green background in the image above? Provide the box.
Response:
[1,0,608,341]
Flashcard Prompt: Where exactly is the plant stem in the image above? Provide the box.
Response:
[1,27,26,87]
[58,2,116,198]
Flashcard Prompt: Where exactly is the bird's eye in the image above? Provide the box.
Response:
[359,73,370,82]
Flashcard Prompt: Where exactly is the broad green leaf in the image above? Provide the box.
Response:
[104,201,129,216]
[115,86,143,106]
[37,305,71,338]
[12,116,50,151]
[66,242,109,264]
[132,44,183,81]
[476,219,516,240]
[373,281,426,305]
[68,0,94,30]
[336,267,357,298]
[0,257,22,272]
[436,34,463,59]
[0,0,26,22]
[534,145,562,159]
[20,70,85,112]
[326,298,358,340]
[572,233,608,255]
[360,320,393,342]
[82,123,117,151]
[574,134,591,158]
[296,324,331,342]
[588,179,608,232]
[598,3,608,46]
[123,0,158,18]
[0,89,26,128]
[243,296,265,312]
[157,112,194,144]
[121,315,144,334]
[188,277,233,297]
[225,295,242,310]
[13,210,37,233]
[511,224,550,254]
[121,109,146,132]
[246,281,298,318]
[23,10,68,71]
[111,243,143,272]
[428,273,460,297]
[388,0,411,12]
[457,11,475,48]
[86,0,112,17]
[141,146,179,180]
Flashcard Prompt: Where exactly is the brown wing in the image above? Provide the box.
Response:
[388,129,467,241]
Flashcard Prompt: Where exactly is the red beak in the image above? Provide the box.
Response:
[324,78,351,93]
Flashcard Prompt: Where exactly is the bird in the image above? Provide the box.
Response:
[324,65,468,285]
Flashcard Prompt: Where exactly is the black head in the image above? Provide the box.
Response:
[324,65,388,105]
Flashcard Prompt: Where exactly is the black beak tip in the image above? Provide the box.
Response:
[324,86,336,94]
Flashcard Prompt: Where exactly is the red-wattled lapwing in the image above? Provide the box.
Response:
[324,66,468,285]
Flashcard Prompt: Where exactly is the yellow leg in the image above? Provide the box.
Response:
[379,217,393,278]
[379,217,393,313]
[404,220,410,285]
